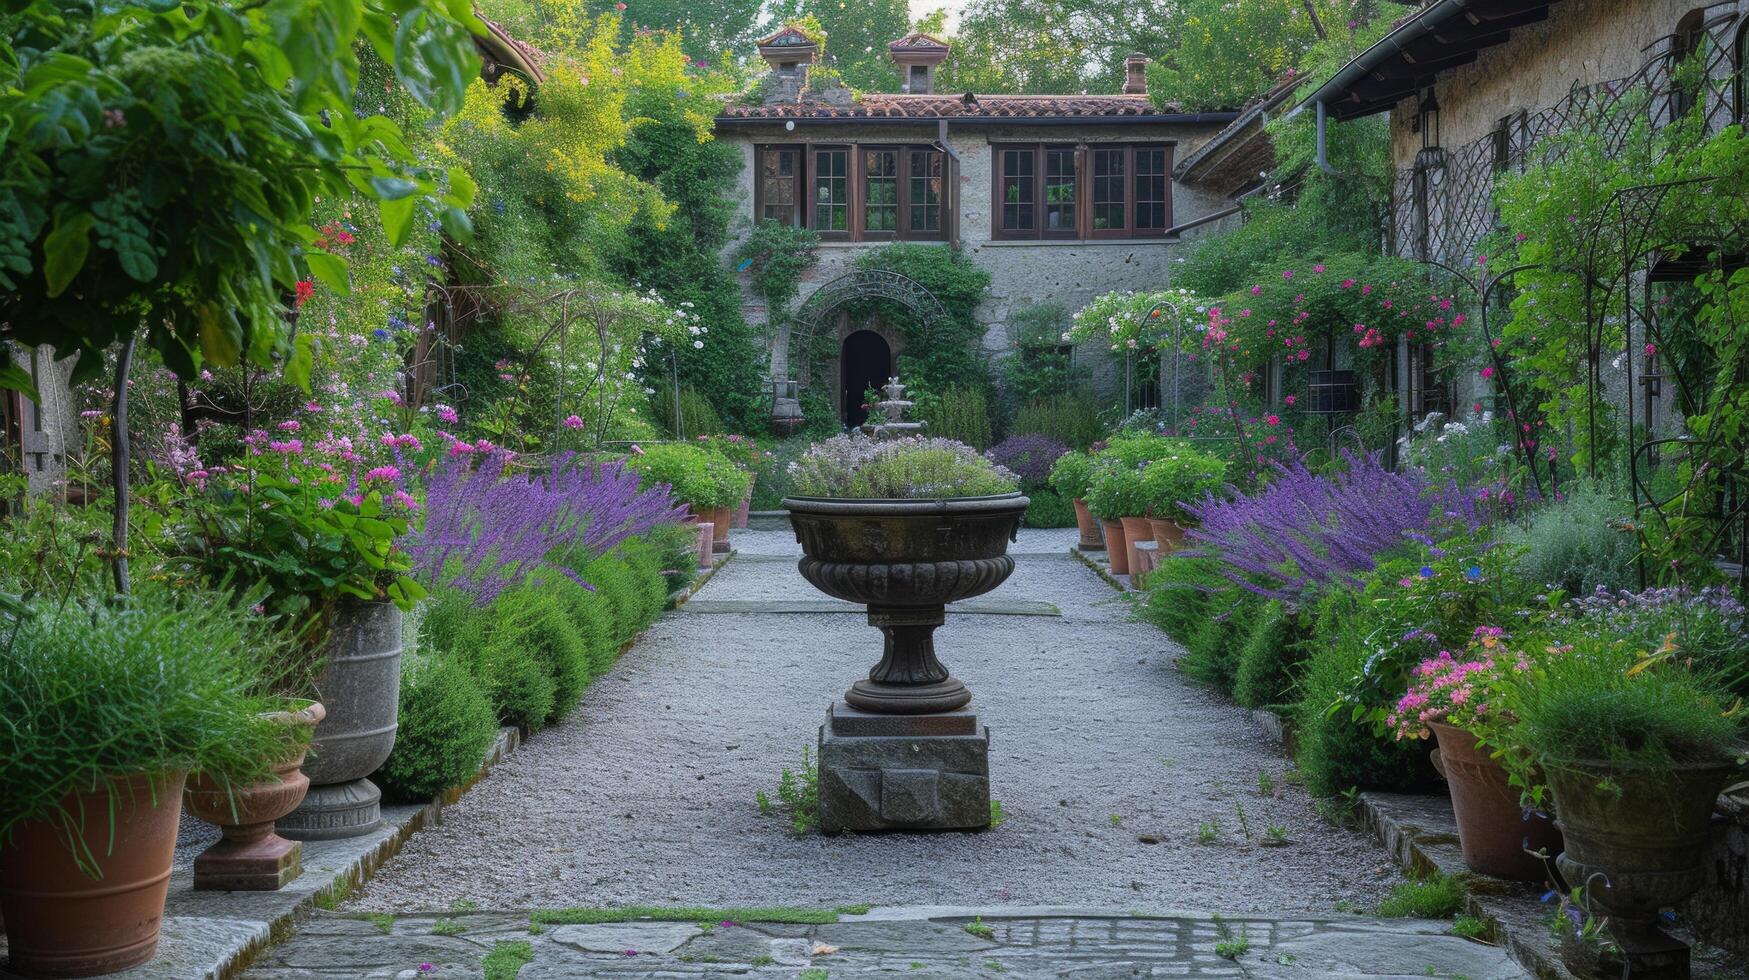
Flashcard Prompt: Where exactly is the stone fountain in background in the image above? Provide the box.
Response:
[860,377,926,440]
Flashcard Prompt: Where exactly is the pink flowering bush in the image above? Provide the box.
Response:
[1386,627,1523,741]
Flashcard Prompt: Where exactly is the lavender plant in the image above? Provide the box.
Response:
[986,435,1069,489]
[788,434,1019,499]
[1182,451,1477,603]
[408,452,684,606]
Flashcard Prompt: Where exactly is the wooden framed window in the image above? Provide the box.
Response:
[756,145,802,226]
[998,147,1035,235]
[1042,146,1078,236]
[1134,146,1169,231]
[812,146,850,236]
[862,147,900,238]
[907,148,945,237]
[993,143,1171,240]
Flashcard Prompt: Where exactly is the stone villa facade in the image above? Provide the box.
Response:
[715,28,1247,425]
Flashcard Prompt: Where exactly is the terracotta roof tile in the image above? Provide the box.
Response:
[719,93,1182,120]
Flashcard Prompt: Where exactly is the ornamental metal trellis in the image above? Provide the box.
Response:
[782,268,948,410]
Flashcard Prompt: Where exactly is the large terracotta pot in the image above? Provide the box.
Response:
[279,601,402,841]
[709,505,732,554]
[184,701,326,891]
[0,772,187,977]
[1072,498,1104,551]
[1101,519,1130,575]
[695,521,716,569]
[1428,721,1562,882]
[1547,757,1738,976]
[784,493,1029,714]
[1118,516,1152,575]
[1147,518,1186,556]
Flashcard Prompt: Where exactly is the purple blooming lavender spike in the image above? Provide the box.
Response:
[407,452,685,606]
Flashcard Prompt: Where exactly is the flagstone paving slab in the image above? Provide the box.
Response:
[239,910,1529,978]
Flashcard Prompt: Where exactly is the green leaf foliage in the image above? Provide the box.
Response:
[377,651,500,802]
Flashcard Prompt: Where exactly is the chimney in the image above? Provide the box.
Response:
[889,33,951,94]
[756,25,820,103]
[1123,52,1149,95]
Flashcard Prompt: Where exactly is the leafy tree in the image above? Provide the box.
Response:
[769,0,910,92]
[1145,0,1324,110]
[587,0,764,67]
[0,0,481,393]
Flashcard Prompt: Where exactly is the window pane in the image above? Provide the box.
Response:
[908,149,943,232]
[813,148,848,232]
[1045,148,1076,231]
[1134,148,1168,230]
[863,149,898,232]
[1091,148,1125,230]
[761,149,798,225]
[1000,148,1034,232]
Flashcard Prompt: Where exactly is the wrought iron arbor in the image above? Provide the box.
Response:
[776,269,949,424]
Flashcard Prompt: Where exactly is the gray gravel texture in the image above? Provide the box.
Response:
[348,529,1398,915]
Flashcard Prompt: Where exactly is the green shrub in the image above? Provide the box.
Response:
[1137,555,1232,643]
[1505,480,1639,595]
[615,538,668,627]
[1021,487,1076,528]
[464,610,558,733]
[377,651,499,802]
[581,554,639,649]
[917,386,993,450]
[788,433,1018,498]
[503,580,593,722]
[1139,448,1227,524]
[1084,458,1149,520]
[628,442,745,511]
[644,521,699,596]
[1012,393,1104,449]
[417,588,485,657]
[1232,603,1303,709]
[1048,450,1098,501]
[752,435,814,509]
[649,382,725,439]
[1182,595,1258,694]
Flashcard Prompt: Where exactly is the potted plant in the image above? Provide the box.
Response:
[632,443,749,554]
[697,434,763,528]
[0,589,284,976]
[183,699,326,890]
[1138,448,1226,556]
[1504,635,1744,976]
[1049,450,1103,551]
[1084,458,1149,576]
[784,433,1025,714]
[172,428,425,840]
[1386,628,1562,882]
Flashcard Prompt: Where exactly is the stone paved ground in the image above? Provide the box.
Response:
[242,909,1528,979]
[347,528,1401,914]
[250,527,1536,977]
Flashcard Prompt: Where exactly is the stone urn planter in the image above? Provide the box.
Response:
[0,772,187,977]
[184,700,326,890]
[1101,519,1130,575]
[279,601,402,841]
[786,492,1028,832]
[1071,498,1103,551]
[1428,721,1562,882]
[1546,758,1738,979]
[1146,517,1186,556]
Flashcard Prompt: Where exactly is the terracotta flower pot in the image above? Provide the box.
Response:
[695,521,716,569]
[709,505,732,554]
[734,488,752,529]
[0,771,187,976]
[1101,519,1130,575]
[280,601,401,841]
[1147,518,1186,556]
[184,701,326,891]
[1546,757,1738,973]
[1428,721,1562,882]
[1072,498,1104,551]
[1118,515,1153,576]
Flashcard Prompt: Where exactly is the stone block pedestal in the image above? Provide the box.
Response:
[817,702,990,834]
[193,836,303,891]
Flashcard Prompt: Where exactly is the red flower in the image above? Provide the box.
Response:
[294,279,314,308]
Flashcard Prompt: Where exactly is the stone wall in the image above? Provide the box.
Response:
[720,121,1235,407]
[1383,0,1747,172]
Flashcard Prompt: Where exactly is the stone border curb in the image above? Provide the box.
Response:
[1070,546,1128,592]
[668,549,735,609]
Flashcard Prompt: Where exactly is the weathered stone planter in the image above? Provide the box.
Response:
[786,492,1028,833]
[1428,721,1561,882]
[184,700,325,890]
[279,601,402,841]
[1547,758,1739,980]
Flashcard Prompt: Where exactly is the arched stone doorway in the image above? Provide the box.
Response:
[839,329,893,427]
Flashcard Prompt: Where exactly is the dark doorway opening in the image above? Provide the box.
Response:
[840,329,893,427]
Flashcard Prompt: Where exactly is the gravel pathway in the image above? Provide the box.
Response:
[349,529,1398,915]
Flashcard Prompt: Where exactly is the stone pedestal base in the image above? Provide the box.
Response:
[817,702,990,834]
[193,834,303,891]
[278,778,384,841]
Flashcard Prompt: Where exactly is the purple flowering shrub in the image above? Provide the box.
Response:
[986,435,1069,489]
[409,452,684,606]
[1182,450,1479,603]
[1554,585,1749,697]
